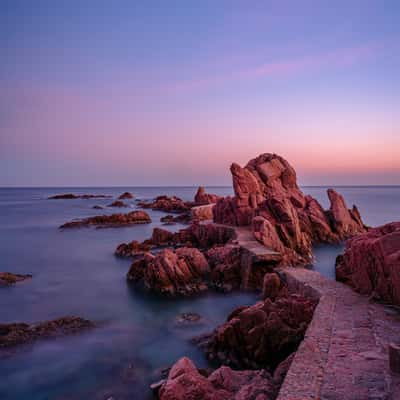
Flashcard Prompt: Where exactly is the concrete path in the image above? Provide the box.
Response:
[277,267,400,400]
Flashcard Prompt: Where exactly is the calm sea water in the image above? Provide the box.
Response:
[0,186,399,400]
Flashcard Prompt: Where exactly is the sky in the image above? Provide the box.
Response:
[1,0,399,186]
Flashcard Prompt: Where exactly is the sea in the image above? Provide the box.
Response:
[0,186,399,399]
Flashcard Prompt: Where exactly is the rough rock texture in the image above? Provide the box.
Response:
[127,247,210,296]
[213,153,366,265]
[194,186,222,205]
[335,221,400,305]
[191,204,215,221]
[60,210,151,229]
[48,194,111,199]
[115,240,152,257]
[118,192,134,199]
[262,272,288,301]
[0,316,94,348]
[157,357,279,400]
[108,200,128,208]
[0,272,32,286]
[204,293,316,370]
[138,196,191,213]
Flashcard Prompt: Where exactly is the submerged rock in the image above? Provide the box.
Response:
[0,316,94,349]
[213,153,366,265]
[108,200,128,208]
[60,211,151,229]
[118,192,134,199]
[335,221,400,305]
[0,272,32,286]
[92,205,104,210]
[48,194,111,199]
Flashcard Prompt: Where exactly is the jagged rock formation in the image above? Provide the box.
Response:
[59,210,151,229]
[336,221,400,305]
[213,153,366,265]
[138,195,191,213]
[194,186,222,205]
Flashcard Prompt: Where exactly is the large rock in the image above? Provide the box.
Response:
[335,222,400,305]
[204,292,316,370]
[127,247,210,296]
[59,210,151,229]
[191,204,215,221]
[213,153,366,265]
[0,316,94,349]
[194,186,222,205]
[157,357,278,400]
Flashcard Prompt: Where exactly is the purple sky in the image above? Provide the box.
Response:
[1,1,399,186]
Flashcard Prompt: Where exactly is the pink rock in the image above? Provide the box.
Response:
[191,204,215,221]
[194,186,222,205]
[335,221,400,305]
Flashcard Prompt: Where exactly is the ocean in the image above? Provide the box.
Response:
[0,186,399,399]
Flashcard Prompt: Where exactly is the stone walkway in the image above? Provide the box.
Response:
[277,267,400,400]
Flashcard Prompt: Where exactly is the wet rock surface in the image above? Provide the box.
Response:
[108,200,128,208]
[60,210,151,229]
[335,221,400,305]
[0,272,32,286]
[118,192,134,199]
[0,316,94,349]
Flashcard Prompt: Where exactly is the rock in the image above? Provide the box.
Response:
[157,357,278,400]
[213,153,366,265]
[0,272,32,286]
[335,221,400,305]
[194,186,222,205]
[160,215,177,225]
[60,211,151,229]
[191,204,214,221]
[151,228,175,246]
[108,200,128,208]
[118,192,134,199]
[127,247,210,296]
[115,240,153,257]
[262,272,287,300]
[48,194,111,199]
[389,343,400,374]
[204,293,316,369]
[92,205,104,210]
[138,196,191,213]
[0,316,94,348]
[173,313,205,327]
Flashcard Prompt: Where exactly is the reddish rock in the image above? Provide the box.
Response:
[60,210,151,229]
[118,192,134,199]
[115,240,153,257]
[108,200,128,208]
[138,196,191,213]
[127,247,210,296]
[0,272,32,286]
[335,221,400,305]
[151,227,175,246]
[48,194,111,199]
[0,316,94,348]
[157,357,277,400]
[204,293,316,369]
[194,186,222,205]
[262,272,288,301]
[191,204,214,221]
[213,153,366,265]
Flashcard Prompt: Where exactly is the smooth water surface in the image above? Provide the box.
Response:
[0,186,399,399]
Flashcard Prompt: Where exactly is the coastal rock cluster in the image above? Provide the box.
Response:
[138,195,191,213]
[335,221,400,305]
[213,153,366,265]
[60,210,151,229]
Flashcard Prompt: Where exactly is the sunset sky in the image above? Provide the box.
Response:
[1,0,399,186]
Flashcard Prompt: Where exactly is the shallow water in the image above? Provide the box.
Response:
[0,186,399,399]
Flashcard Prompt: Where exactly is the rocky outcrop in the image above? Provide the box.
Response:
[194,186,222,205]
[203,292,316,370]
[60,210,151,229]
[48,194,111,199]
[138,196,191,213]
[0,272,32,286]
[127,248,210,296]
[213,153,366,265]
[191,204,214,221]
[0,316,94,348]
[335,221,400,305]
[108,200,128,208]
[157,357,279,400]
[115,240,152,257]
[118,192,134,199]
